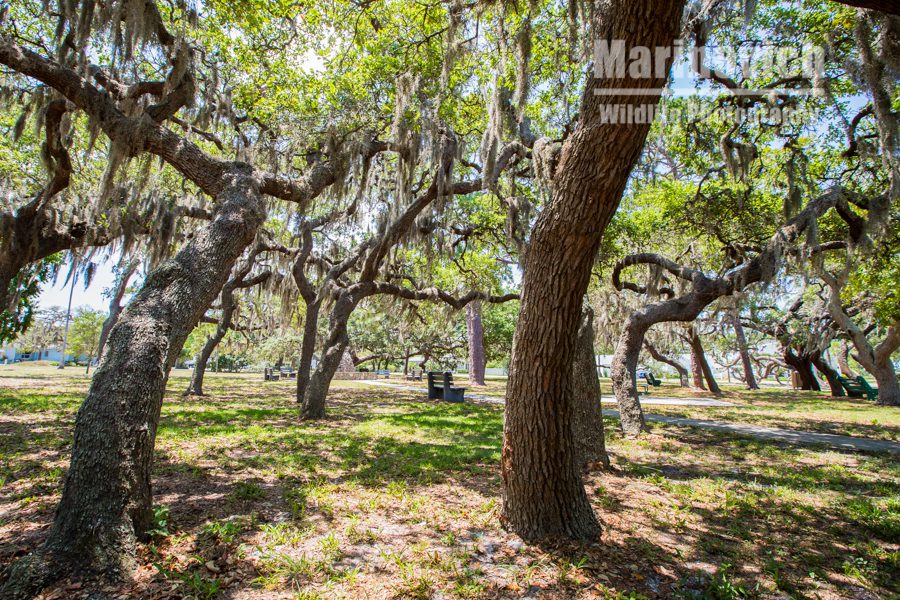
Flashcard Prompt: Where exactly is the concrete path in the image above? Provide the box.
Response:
[600,396,735,407]
[357,380,898,454]
[604,410,900,454]
[357,381,734,407]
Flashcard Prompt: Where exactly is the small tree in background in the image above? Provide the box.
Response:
[69,308,106,375]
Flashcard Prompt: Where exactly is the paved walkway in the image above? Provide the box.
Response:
[600,396,734,407]
[357,380,898,454]
[604,410,899,454]
[358,381,733,406]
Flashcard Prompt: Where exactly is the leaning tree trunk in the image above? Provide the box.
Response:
[466,300,486,386]
[295,298,321,403]
[97,260,137,360]
[643,340,689,387]
[302,336,349,419]
[1,173,265,599]
[185,329,223,396]
[732,312,759,390]
[572,306,609,469]
[837,340,858,378]
[688,328,721,394]
[501,0,686,541]
[689,332,707,390]
[784,348,821,391]
[301,293,355,420]
[811,352,845,397]
[610,315,651,436]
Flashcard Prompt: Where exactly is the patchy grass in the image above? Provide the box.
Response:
[0,364,898,599]
[368,374,899,442]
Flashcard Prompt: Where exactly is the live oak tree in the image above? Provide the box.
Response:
[0,2,895,597]
[571,304,610,469]
[599,0,897,436]
[291,138,525,419]
[502,0,687,540]
[819,233,900,404]
[0,0,402,594]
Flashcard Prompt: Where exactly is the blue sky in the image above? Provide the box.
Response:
[37,260,119,313]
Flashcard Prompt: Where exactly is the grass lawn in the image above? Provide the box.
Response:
[0,364,898,599]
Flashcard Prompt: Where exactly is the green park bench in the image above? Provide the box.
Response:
[854,376,879,401]
[645,372,662,387]
[838,375,878,401]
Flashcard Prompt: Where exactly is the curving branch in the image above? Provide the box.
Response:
[0,37,388,206]
[609,186,880,433]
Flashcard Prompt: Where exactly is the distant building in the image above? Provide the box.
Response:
[1,345,83,364]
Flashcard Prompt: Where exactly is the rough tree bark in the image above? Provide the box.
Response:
[732,311,759,390]
[295,299,321,402]
[572,306,609,469]
[870,355,900,406]
[0,24,368,598]
[301,293,355,419]
[609,316,651,436]
[466,300,486,386]
[0,172,265,599]
[502,0,687,540]
[643,340,689,387]
[96,260,138,361]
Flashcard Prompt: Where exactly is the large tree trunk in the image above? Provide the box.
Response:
[689,328,721,394]
[296,298,321,403]
[689,333,706,389]
[466,300,486,386]
[643,340,689,387]
[501,0,686,541]
[732,312,759,390]
[610,316,651,436]
[301,293,355,420]
[812,352,845,397]
[572,306,609,469]
[784,348,821,391]
[97,260,138,360]
[872,360,900,406]
[1,173,265,599]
